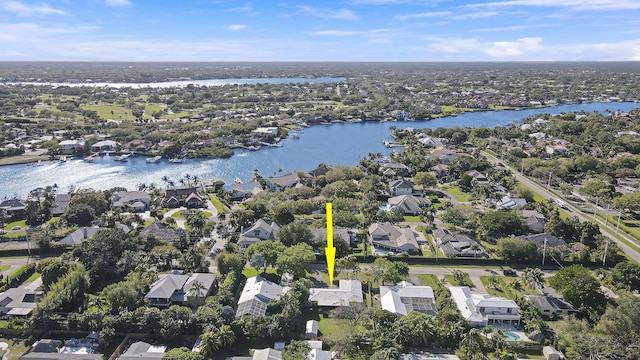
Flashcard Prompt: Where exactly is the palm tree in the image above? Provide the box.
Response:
[217,325,236,348]
[199,331,221,357]
[521,267,545,292]
[189,280,207,307]
[511,278,524,293]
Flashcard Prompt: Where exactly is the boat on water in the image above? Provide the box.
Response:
[114,153,132,161]
[168,157,184,163]
[59,156,67,162]
[146,155,162,163]
[291,133,300,139]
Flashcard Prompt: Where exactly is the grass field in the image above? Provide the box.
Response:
[170,210,213,219]
[0,337,29,360]
[318,315,350,336]
[82,105,136,120]
[208,194,226,213]
[418,274,441,288]
[403,215,421,222]
[23,272,41,284]
[241,268,278,278]
[479,275,538,300]
[0,265,10,272]
[441,185,472,202]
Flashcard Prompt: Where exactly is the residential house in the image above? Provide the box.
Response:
[546,144,567,156]
[431,164,449,179]
[59,227,106,247]
[521,210,547,233]
[51,193,72,216]
[267,174,300,191]
[90,140,117,153]
[238,219,280,248]
[387,195,431,215]
[524,295,577,318]
[517,233,570,255]
[308,349,332,360]
[21,353,101,360]
[117,341,166,360]
[543,346,565,360]
[389,178,414,196]
[466,170,490,187]
[236,276,289,318]
[310,228,352,247]
[433,228,487,258]
[368,223,420,254]
[307,165,330,178]
[494,195,527,210]
[59,140,81,155]
[230,180,264,201]
[125,139,153,153]
[418,135,446,148]
[140,222,186,242]
[252,127,279,137]
[309,280,363,308]
[380,281,437,316]
[379,162,410,177]
[251,348,282,360]
[144,272,216,308]
[0,198,27,218]
[111,191,151,212]
[0,288,42,316]
[428,148,458,163]
[26,339,62,353]
[449,286,520,327]
[163,186,204,208]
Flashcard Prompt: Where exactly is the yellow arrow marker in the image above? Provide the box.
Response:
[325,202,336,286]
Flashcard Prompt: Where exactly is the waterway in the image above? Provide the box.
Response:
[1,102,637,198]
[4,77,346,88]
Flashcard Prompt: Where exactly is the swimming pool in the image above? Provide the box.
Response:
[504,331,521,341]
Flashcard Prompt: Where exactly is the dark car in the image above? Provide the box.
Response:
[503,269,517,276]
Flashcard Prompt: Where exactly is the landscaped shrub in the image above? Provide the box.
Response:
[6,263,36,287]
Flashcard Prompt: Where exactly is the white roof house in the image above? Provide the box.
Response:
[380,281,437,316]
[236,276,289,317]
[308,349,331,360]
[306,320,319,339]
[449,286,520,327]
[252,348,282,360]
[309,280,363,307]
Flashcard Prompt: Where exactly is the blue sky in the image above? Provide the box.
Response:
[1,0,640,61]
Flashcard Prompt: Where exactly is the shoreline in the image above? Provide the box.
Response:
[0,154,50,166]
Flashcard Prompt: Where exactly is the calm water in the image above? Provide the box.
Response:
[6,77,346,88]
[1,102,637,197]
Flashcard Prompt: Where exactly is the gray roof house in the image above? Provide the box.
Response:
[524,294,577,318]
[368,223,420,254]
[495,195,527,210]
[466,170,490,187]
[389,178,414,196]
[433,228,487,258]
[118,342,166,360]
[51,193,72,216]
[266,174,300,191]
[517,233,570,255]
[379,162,410,177]
[310,228,352,247]
[236,276,289,318]
[144,272,216,308]
[59,227,106,247]
[230,180,263,201]
[140,222,186,242]
[521,210,547,233]
[238,219,280,248]
[90,140,117,153]
[387,195,431,215]
[0,288,42,316]
[111,191,151,212]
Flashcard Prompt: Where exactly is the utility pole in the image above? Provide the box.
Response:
[547,172,552,190]
[603,239,610,267]
[593,198,599,221]
[616,209,622,234]
[521,158,525,173]
[604,203,610,228]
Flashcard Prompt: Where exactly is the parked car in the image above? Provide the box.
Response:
[503,269,517,276]
[11,226,21,231]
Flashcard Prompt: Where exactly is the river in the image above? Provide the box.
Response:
[1,102,637,198]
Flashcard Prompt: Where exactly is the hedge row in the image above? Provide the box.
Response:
[4,263,36,288]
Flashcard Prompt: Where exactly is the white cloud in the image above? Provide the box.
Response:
[394,11,452,20]
[105,0,132,8]
[1,0,65,16]
[426,36,544,57]
[0,23,98,41]
[297,5,357,20]
[311,30,360,36]
[475,24,551,32]
[225,24,247,31]
[450,11,503,20]
[464,0,640,11]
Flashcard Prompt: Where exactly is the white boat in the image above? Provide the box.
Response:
[168,157,184,163]
[114,153,132,161]
[146,155,162,163]
[59,156,67,162]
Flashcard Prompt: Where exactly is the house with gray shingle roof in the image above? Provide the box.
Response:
[368,223,420,254]
[111,191,151,212]
[389,178,414,196]
[433,228,487,258]
[387,195,430,215]
[144,272,216,308]
[59,227,106,247]
[267,174,300,191]
[238,219,280,248]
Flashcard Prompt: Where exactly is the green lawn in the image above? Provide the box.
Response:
[0,337,30,360]
[23,272,41,284]
[144,103,165,117]
[0,265,10,272]
[441,185,471,202]
[241,268,278,278]
[82,105,136,120]
[171,210,213,219]
[208,194,226,213]
[403,215,421,222]
[418,274,441,288]
[479,275,538,300]
[318,315,350,337]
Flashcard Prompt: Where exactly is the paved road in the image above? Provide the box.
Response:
[484,152,640,264]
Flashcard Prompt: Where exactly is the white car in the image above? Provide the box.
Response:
[11,226,21,230]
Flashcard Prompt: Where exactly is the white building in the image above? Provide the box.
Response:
[236,276,289,317]
[449,286,520,327]
[58,139,82,155]
[380,281,437,316]
[309,280,363,307]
